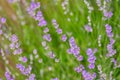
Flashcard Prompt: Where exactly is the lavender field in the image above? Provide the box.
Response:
[0,0,120,80]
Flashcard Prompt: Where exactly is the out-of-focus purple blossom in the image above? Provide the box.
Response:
[51,77,59,80]
[110,38,115,45]
[43,27,49,33]
[27,2,47,27]
[68,47,79,57]
[106,43,116,57]
[24,65,32,75]
[35,11,43,20]
[36,11,47,27]
[82,70,96,80]
[86,48,93,56]
[0,29,2,35]
[28,74,36,80]
[86,48,96,69]
[8,0,13,3]
[69,37,77,48]
[13,48,22,55]
[9,43,15,49]
[111,58,117,67]
[16,64,32,75]
[52,19,59,29]
[74,64,84,73]
[0,17,6,24]
[77,55,83,61]
[105,24,116,57]
[21,56,28,63]
[27,1,40,17]
[68,37,83,60]
[88,63,95,69]
[38,19,47,27]
[88,56,96,63]
[5,71,14,80]
[93,48,98,53]
[61,34,67,42]
[56,28,62,34]
[48,51,55,59]
[84,25,93,32]
[10,34,18,43]
[43,34,52,42]
[5,71,10,80]
[15,43,20,48]
[105,24,113,38]
[104,11,113,18]
[17,64,25,73]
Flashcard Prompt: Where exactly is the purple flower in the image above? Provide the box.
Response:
[0,29,3,35]
[43,27,49,33]
[52,19,59,29]
[19,65,25,72]
[105,24,116,57]
[10,34,18,43]
[21,56,27,63]
[43,34,52,42]
[5,71,14,80]
[68,37,82,60]
[36,11,47,27]
[51,77,59,80]
[105,24,112,37]
[69,37,77,48]
[82,70,96,80]
[48,51,55,58]
[61,34,67,41]
[86,48,93,56]
[27,1,40,17]
[84,25,93,32]
[88,63,95,69]
[5,72,10,79]
[56,28,62,34]
[106,44,116,57]
[110,38,115,45]
[13,48,22,55]
[38,20,47,27]
[74,64,84,73]
[88,56,96,63]
[77,55,83,61]
[24,66,32,75]
[86,48,96,69]
[27,2,47,27]
[104,11,113,18]
[9,43,15,49]
[15,43,20,48]
[30,2,40,10]
[28,74,36,80]
[0,17,6,24]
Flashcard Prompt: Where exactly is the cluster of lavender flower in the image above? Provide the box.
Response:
[87,48,97,69]
[52,19,67,42]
